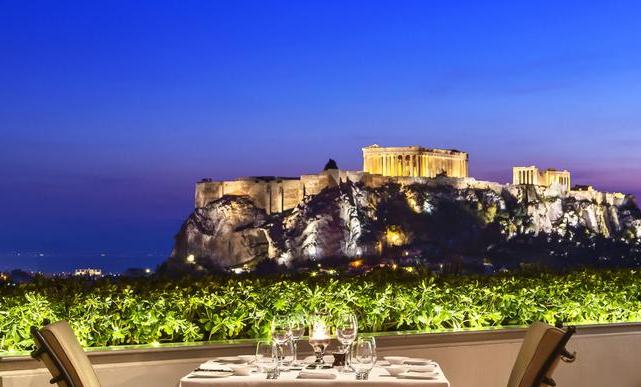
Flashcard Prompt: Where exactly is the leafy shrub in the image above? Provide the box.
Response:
[2,269,641,353]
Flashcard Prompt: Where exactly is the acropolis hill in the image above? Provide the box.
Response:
[195,144,622,214]
[168,144,641,271]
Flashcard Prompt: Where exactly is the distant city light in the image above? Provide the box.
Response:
[186,254,195,264]
[74,268,103,277]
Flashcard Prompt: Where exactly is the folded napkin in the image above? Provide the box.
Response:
[198,361,233,372]
[298,369,338,380]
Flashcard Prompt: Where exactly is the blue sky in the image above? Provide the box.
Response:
[1,1,640,272]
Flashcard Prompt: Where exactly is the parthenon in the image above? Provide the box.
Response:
[362,145,469,178]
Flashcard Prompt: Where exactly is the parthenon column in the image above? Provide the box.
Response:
[405,155,412,176]
[409,155,414,177]
[384,155,389,176]
[391,155,396,176]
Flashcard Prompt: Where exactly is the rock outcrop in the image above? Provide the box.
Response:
[167,179,641,271]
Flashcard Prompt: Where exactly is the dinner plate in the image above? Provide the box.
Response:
[189,371,234,378]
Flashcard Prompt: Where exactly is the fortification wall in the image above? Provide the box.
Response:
[195,181,223,208]
[196,171,626,214]
[277,180,303,213]
[300,174,332,196]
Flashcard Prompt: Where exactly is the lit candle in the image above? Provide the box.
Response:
[308,315,331,367]
[311,320,329,339]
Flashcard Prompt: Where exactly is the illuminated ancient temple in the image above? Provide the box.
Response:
[512,166,571,191]
[362,145,469,178]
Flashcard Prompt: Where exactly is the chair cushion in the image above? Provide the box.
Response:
[40,321,101,387]
[507,322,566,387]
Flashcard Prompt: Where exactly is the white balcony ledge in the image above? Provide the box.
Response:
[2,323,641,387]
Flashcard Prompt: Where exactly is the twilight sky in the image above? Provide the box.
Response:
[1,1,641,272]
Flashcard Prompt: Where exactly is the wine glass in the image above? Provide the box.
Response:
[351,338,376,380]
[256,341,279,379]
[271,314,291,345]
[308,312,332,368]
[289,313,306,366]
[335,312,358,370]
[271,315,291,370]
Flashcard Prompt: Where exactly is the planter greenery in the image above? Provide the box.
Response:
[1,269,641,353]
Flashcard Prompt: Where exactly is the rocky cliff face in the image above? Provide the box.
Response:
[167,180,641,271]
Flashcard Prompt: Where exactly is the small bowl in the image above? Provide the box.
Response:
[384,365,409,376]
[228,364,252,376]
[384,356,410,365]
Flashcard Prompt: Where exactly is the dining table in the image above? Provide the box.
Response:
[179,360,450,387]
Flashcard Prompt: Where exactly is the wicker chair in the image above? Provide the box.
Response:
[30,320,102,387]
[507,322,576,387]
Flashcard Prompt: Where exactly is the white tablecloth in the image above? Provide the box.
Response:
[180,365,450,387]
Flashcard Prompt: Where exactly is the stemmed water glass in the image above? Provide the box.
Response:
[271,315,292,370]
[351,337,376,380]
[335,312,358,371]
[289,313,306,367]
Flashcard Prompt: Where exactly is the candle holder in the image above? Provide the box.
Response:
[308,312,331,368]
